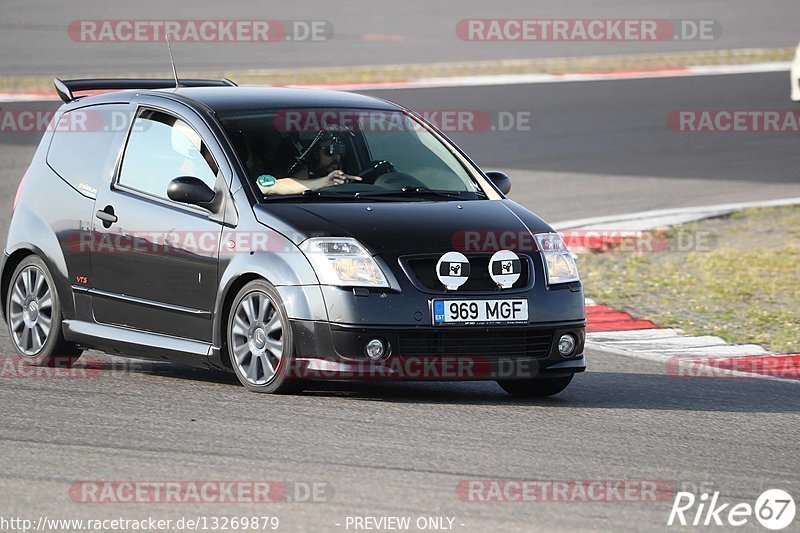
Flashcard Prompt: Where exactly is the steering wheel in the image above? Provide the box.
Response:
[358,160,395,184]
[374,172,427,189]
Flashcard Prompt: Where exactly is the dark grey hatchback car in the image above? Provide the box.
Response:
[1,78,586,395]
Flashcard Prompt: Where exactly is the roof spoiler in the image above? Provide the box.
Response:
[53,77,238,103]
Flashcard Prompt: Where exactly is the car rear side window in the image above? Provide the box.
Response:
[118,109,219,200]
[46,104,133,199]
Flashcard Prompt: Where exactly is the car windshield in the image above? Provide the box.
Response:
[218,108,486,201]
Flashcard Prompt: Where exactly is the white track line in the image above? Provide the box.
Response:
[553,197,800,231]
[291,62,791,91]
[588,340,800,384]
[0,61,791,102]
[0,93,56,103]
[587,328,798,384]
[588,330,768,356]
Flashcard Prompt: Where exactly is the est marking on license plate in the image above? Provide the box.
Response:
[433,299,528,325]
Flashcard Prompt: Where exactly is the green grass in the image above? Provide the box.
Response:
[578,206,800,353]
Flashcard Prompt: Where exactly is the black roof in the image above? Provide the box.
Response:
[159,86,399,113]
[60,84,403,119]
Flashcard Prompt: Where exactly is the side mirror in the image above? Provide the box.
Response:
[485,171,511,195]
[167,176,216,209]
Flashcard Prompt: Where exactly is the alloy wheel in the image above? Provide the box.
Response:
[230,291,284,386]
[8,265,53,356]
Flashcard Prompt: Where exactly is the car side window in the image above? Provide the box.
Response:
[119,109,219,200]
[47,104,134,199]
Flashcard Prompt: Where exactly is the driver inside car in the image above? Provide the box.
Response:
[257,131,361,195]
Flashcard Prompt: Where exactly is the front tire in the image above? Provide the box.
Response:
[6,255,82,366]
[497,376,573,397]
[226,280,302,394]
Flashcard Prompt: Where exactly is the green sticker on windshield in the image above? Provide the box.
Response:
[257,175,276,188]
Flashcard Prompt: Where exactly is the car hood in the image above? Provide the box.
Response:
[252,199,553,255]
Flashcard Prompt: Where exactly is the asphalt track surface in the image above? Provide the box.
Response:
[0,0,798,75]
[0,73,798,531]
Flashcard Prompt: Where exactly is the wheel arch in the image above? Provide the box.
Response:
[1,245,74,325]
[215,272,265,368]
[0,248,36,324]
[3,198,79,325]
[210,243,326,369]
[211,269,327,369]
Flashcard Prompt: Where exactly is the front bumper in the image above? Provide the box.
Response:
[289,319,586,381]
[268,251,587,381]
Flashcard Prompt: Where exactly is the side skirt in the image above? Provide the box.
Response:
[62,319,213,368]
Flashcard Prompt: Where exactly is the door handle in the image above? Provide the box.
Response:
[96,206,118,226]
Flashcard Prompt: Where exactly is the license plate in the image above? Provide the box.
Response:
[432,299,528,325]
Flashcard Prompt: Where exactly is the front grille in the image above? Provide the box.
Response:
[402,254,532,292]
[397,328,554,358]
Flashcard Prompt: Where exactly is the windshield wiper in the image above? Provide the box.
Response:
[353,187,479,200]
[263,187,486,202]
[262,190,354,201]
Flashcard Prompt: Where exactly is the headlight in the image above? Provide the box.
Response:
[300,237,389,287]
[535,233,580,285]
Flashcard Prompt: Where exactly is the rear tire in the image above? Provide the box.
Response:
[497,376,573,397]
[226,279,303,394]
[6,255,82,367]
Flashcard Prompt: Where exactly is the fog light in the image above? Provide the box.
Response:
[365,339,387,361]
[558,334,576,357]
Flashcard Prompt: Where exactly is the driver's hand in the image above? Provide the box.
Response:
[323,170,361,186]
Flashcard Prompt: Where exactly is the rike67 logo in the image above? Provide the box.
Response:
[668,489,795,530]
